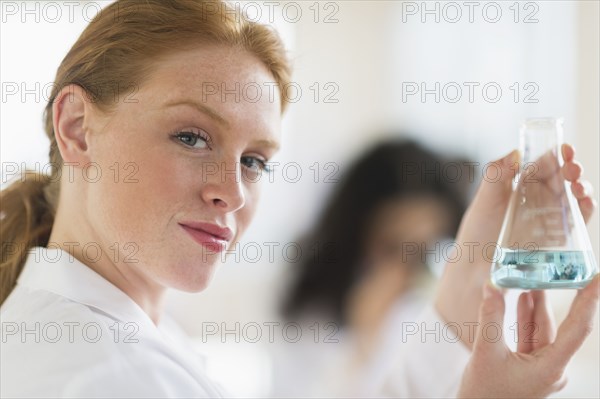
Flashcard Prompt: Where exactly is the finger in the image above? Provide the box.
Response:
[562,161,583,182]
[577,196,597,224]
[570,180,594,200]
[561,143,575,163]
[517,291,534,353]
[527,150,559,181]
[530,290,556,350]
[474,281,508,356]
[544,274,600,369]
[570,180,597,224]
[571,180,598,223]
[529,150,562,195]
[474,150,519,209]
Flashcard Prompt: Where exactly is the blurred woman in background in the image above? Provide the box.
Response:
[274,140,471,396]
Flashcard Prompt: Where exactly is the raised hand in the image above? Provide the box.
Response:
[458,275,600,398]
[434,144,597,349]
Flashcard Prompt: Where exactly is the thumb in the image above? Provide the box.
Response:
[475,149,520,205]
[545,274,600,369]
[473,281,508,355]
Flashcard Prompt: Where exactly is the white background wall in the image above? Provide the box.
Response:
[1,1,598,397]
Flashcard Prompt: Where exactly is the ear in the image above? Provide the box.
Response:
[52,84,93,165]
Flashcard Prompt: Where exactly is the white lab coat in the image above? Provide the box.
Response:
[269,290,471,398]
[1,247,471,398]
[0,247,228,398]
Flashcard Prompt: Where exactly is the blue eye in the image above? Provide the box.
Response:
[174,130,210,149]
[241,156,272,173]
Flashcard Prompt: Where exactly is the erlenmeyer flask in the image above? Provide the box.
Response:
[491,117,598,289]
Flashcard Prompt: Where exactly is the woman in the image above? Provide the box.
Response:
[276,140,469,396]
[1,0,598,397]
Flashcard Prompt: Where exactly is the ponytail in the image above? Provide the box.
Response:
[1,172,57,305]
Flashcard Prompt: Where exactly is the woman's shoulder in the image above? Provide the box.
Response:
[1,286,219,397]
[1,283,124,340]
[1,284,143,369]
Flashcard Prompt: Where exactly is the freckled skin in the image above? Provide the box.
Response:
[53,46,282,319]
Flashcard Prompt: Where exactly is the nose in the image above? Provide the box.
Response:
[200,160,246,212]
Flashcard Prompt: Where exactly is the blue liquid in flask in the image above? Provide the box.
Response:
[492,249,595,289]
[491,118,599,288]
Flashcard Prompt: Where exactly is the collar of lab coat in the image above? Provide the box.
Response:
[17,246,159,335]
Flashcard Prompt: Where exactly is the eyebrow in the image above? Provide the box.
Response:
[163,98,281,151]
[163,99,230,128]
[253,139,280,151]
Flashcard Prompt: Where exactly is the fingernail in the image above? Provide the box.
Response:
[567,143,576,154]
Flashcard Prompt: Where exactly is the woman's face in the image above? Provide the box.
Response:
[82,46,282,292]
[364,195,454,269]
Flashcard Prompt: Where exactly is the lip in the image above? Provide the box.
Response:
[179,222,233,253]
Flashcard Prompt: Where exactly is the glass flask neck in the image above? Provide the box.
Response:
[520,117,564,165]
